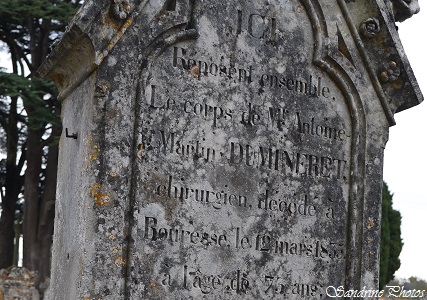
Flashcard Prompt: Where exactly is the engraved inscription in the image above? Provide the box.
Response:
[133,1,353,297]
[150,173,342,222]
[172,47,333,101]
[173,47,254,83]
[155,176,249,211]
[143,131,348,181]
[158,265,324,297]
[236,10,277,42]
[227,141,347,180]
[142,216,345,260]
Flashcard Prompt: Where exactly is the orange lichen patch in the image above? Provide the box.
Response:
[51,72,66,88]
[95,193,110,206]
[136,143,144,161]
[84,297,91,300]
[101,12,122,31]
[91,145,100,161]
[90,183,101,195]
[90,183,111,207]
[367,218,375,229]
[189,64,200,78]
[149,281,157,288]
[96,18,134,65]
[111,18,134,49]
[114,256,126,267]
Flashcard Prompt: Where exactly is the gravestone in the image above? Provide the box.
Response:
[38,0,423,299]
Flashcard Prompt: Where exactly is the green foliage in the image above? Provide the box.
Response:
[0,72,60,130]
[380,182,403,288]
[0,0,78,134]
[0,0,80,75]
[388,208,403,281]
[0,72,30,98]
[386,277,427,297]
[0,0,80,276]
[0,0,76,21]
[0,0,79,29]
[407,277,427,290]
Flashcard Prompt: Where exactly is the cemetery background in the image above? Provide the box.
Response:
[0,0,426,298]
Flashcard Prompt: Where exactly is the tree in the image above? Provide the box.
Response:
[387,276,427,296]
[0,72,27,270]
[407,276,427,290]
[380,182,404,288]
[0,0,79,291]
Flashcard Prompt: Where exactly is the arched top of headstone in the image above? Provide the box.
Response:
[37,1,423,299]
[38,0,423,124]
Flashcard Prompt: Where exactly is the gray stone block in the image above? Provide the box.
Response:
[38,0,423,299]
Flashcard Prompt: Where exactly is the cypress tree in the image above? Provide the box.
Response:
[379,182,403,288]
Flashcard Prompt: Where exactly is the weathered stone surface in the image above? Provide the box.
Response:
[0,267,39,300]
[38,0,423,299]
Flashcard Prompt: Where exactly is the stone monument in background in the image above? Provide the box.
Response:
[0,267,39,300]
[38,0,423,299]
